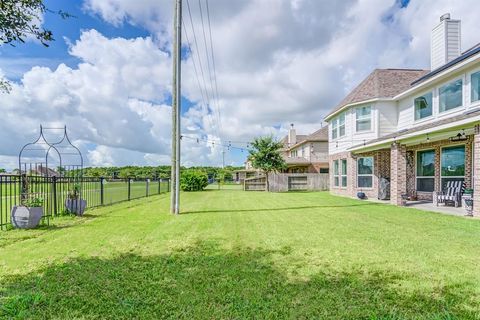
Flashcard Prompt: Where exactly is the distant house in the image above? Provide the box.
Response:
[29,165,60,177]
[280,124,329,173]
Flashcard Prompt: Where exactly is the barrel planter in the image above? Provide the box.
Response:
[65,199,87,216]
[11,206,44,229]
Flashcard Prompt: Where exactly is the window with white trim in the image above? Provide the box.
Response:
[414,92,433,120]
[339,113,345,137]
[416,149,435,192]
[440,145,465,190]
[356,106,371,132]
[290,150,297,157]
[357,157,373,188]
[471,71,480,103]
[333,160,339,187]
[331,120,338,140]
[331,112,346,139]
[341,159,347,187]
[439,79,463,112]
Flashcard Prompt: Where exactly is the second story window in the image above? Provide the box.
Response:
[339,113,345,136]
[291,150,297,157]
[331,112,346,139]
[471,71,480,104]
[356,106,371,132]
[414,92,433,120]
[439,79,463,113]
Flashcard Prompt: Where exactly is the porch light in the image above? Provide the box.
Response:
[449,132,468,142]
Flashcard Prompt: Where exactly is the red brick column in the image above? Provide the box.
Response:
[390,143,407,206]
[473,126,480,217]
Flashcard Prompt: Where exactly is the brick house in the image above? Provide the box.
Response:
[280,124,329,174]
[325,14,480,216]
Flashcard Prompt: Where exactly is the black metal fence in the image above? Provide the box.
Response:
[0,175,170,230]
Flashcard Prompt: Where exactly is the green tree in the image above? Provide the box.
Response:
[0,168,6,173]
[0,0,71,92]
[248,136,286,191]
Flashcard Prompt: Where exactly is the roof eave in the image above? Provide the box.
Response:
[324,98,391,121]
[349,115,480,153]
[394,51,480,100]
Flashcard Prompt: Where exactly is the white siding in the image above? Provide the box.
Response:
[328,103,379,155]
[378,101,398,136]
[431,18,461,70]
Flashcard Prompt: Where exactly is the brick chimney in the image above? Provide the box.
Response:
[431,13,461,70]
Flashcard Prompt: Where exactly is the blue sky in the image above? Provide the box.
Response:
[0,0,478,170]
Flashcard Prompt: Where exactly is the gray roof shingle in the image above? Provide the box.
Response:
[326,69,429,119]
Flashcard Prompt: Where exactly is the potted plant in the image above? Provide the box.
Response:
[11,197,44,229]
[65,183,87,216]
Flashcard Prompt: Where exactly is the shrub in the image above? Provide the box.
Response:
[180,171,208,191]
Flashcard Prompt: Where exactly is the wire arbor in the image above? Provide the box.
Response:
[18,125,83,212]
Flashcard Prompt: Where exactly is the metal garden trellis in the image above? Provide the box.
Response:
[18,125,84,211]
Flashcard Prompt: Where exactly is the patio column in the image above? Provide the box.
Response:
[473,125,480,217]
[390,142,407,206]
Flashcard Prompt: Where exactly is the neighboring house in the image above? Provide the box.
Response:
[29,165,60,177]
[280,124,329,173]
[325,14,480,216]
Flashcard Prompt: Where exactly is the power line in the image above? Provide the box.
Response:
[198,0,222,142]
[205,0,223,139]
[181,135,250,152]
[182,18,214,130]
[185,0,220,139]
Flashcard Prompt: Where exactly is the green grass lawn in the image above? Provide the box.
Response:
[1,190,480,319]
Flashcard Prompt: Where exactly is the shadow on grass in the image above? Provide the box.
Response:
[182,203,380,215]
[1,242,477,319]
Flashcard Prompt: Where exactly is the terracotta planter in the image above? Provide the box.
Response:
[11,206,43,229]
[65,199,87,216]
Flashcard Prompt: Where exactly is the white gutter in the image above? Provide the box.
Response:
[394,51,480,100]
[349,114,480,153]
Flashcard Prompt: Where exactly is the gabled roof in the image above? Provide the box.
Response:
[305,126,328,141]
[281,126,328,151]
[325,68,429,120]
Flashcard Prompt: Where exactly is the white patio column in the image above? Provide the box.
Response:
[390,142,407,206]
[473,125,480,217]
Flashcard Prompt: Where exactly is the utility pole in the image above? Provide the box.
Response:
[222,149,225,169]
[171,0,182,214]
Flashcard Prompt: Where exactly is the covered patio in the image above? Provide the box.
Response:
[349,119,480,217]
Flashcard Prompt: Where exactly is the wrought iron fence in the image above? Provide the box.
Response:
[0,175,170,230]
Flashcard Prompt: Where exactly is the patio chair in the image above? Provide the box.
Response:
[433,181,465,208]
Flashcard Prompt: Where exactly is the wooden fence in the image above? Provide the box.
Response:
[244,173,329,192]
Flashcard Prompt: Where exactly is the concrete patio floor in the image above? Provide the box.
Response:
[404,200,471,217]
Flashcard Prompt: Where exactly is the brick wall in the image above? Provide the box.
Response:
[405,136,473,201]
[390,143,407,205]
[473,126,480,217]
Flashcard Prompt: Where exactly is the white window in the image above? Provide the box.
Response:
[471,71,480,103]
[414,92,433,120]
[291,150,297,157]
[341,159,347,187]
[416,149,435,192]
[333,160,339,187]
[339,113,345,137]
[331,120,338,140]
[439,79,463,112]
[331,112,346,139]
[356,106,371,132]
[440,145,465,190]
[357,157,373,188]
